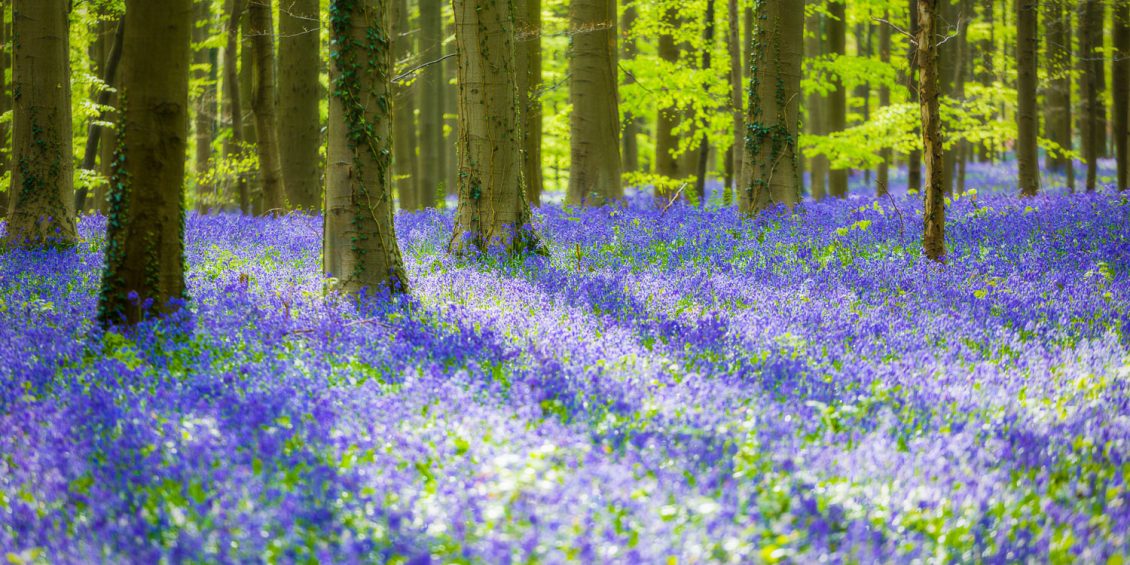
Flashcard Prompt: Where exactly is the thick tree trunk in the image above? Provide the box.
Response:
[805,6,827,201]
[1081,0,1102,192]
[97,0,192,325]
[225,0,250,213]
[621,4,641,174]
[1016,0,1039,196]
[392,0,420,210]
[450,0,540,253]
[418,0,445,206]
[516,0,543,206]
[325,0,409,295]
[827,0,848,199]
[194,0,216,213]
[278,0,322,211]
[568,0,622,206]
[5,0,75,247]
[877,11,891,197]
[739,0,801,215]
[907,0,922,193]
[1115,1,1130,191]
[248,0,286,213]
[725,0,741,205]
[918,0,945,263]
[654,7,679,202]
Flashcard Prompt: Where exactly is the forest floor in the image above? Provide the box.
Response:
[1,161,1129,562]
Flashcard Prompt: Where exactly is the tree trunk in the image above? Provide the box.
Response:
[239,7,261,210]
[568,0,622,206]
[516,0,544,206]
[75,18,124,214]
[392,0,420,210]
[97,0,192,325]
[445,13,458,199]
[225,0,250,213]
[739,0,801,215]
[1081,0,1102,192]
[692,0,715,205]
[96,19,118,215]
[194,0,216,213]
[278,0,322,211]
[725,0,741,205]
[806,6,827,201]
[827,0,848,199]
[324,0,409,295]
[1045,0,1071,183]
[907,0,922,193]
[0,2,7,218]
[621,3,641,174]
[918,0,945,263]
[5,0,75,247]
[1115,0,1130,191]
[654,6,679,202]
[1016,0,1039,196]
[450,0,540,253]
[418,0,445,206]
[248,0,286,213]
[938,0,967,197]
[877,10,891,197]
[977,0,994,162]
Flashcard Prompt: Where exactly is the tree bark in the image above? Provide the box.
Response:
[279,0,322,211]
[918,0,945,263]
[5,0,76,247]
[877,10,891,197]
[248,0,285,213]
[225,0,250,213]
[567,0,622,206]
[516,0,543,206]
[0,2,7,218]
[621,3,641,174]
[1044,1,1072,190]
[1081,0,1102,192]
[692,0,715,205]
[725,0,741,205]
[324,0,409,295]
[445,13,458,199]
[654,6,679,202]
[450,0,540,253]
[1115,0,1130,191]
[97,0,192,325]
[417,0,445,207]
[392,0,420,210]
[739,0,801,215]
[805,6,827,201]
[239,6,261,209]
[194,0,216,213]
[827,0,848,199]
[1016,0,1039,197]
[75,18,124,214]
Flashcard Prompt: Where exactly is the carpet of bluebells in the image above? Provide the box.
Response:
[2,161,1130,563]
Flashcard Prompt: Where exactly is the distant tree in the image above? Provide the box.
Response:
[418,0,445,206]
[1016,0,1039,197]
[621,3,642,175]
[805,5,827,201]
[654,6,680,202]
[248,0,286,213]
[516,0,544,206]
[224,0,250,213]
[726,0,742,204]
[5,0,76,248]
[1115,0,1130,191]
[392,0,420,210]
[1045,0,1073,190]
[324,0,409,294]
[917,0,945,262]
[278,0,322,211]
[877,10,891,197]
[97,0,192,325]
[906,0,922,194]
[193,0,216,213]
[826,0,848,199]
[567,0,622,206]
[75,19,125,214]
[1080,0,1103,193]
[692,0,715,204]
[449,0,541,253]
[740,0,801,215]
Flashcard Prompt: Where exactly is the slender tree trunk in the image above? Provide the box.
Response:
[621,3,641,174]
[97,0,192,325]
[739,0,801,215]
[450,0,540,253]
[419,0,445,206]
[827,0,848,199]
[654,6,679,202]
[516,0,543,206]
[325,0,409,295]
[239,6,261,210]
[445,13,458,199]
[1045,0,1070,177]
[392,0,420,210]
[1081,0,1102,192]
[5,0,75,247]
[248,0,286,213]
[1115,0,1130,191]
[194,0,216,213]
[918,0,945,262]
[0,2,7,218]
[692,0,715,205]
[278,0,322,211]
[1016,0,1039,196]
[75,19,124,214]
[977,0,993,162]
[96,19,117,214]
[225,0,250,213]
[806,6,827,201]
[725,0,741,205]
[878,11,891,197]
[938,0,966,197]
[907,0,922,193]
[568,0,621,206]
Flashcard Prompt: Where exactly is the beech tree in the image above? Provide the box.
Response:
[1080,0,1102,193]
[392,0,420,210]
[517,0,544,206]
[248,0,286,213]
[567,0,622,206]
[418,0,445,207]
[826,0,848,199]
[5,0,76,247]
[918,0,945,262]
[449,0,540,253]
[279,0,323,211]
[740,0,801,215]
[1016,0,1039,197]
[324,0,409,294]
[97,0,192,325]
[193,0,216,213]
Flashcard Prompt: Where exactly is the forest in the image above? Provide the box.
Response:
[1,0,1129,561]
